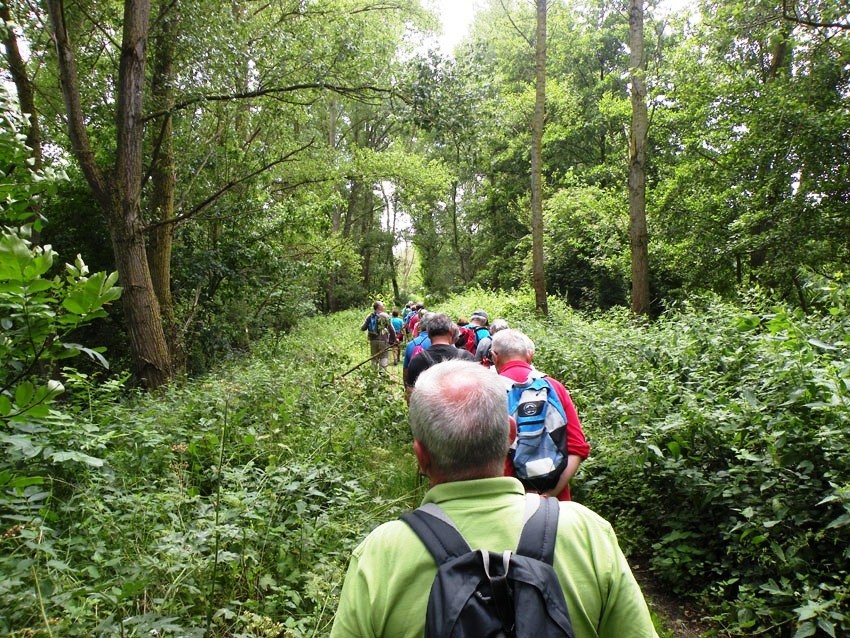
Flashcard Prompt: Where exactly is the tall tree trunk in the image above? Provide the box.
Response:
[46,0,172,388]
[360,188,375,290]
[749,26,792,274]
[3,1,43,241]
[530,0,548,316]
[449,180,469,283]
[628,0,650,316]
[1,3,42,170]
[147,0,181,371]
[382,186,400,305]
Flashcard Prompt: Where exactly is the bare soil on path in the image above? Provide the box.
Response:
[632,564,730,638]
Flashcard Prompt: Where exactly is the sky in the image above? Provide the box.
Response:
[430,0,696,55]
[429,0,479,53]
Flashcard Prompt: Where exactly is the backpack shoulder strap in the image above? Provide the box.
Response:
[401,505,471,564]
[515,496,560,564]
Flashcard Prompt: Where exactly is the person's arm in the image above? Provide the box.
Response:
[330,553,376,638]
[474,337,490,362]
[543,454,582,498]
[596,523,660,637]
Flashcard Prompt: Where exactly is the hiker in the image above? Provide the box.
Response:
[475,317,509,366]
[402,311,432,386]
[405,313,474,401]
[390,309,405,365]
[406,304,423,338]
[454,316,477,355]
[360,301,395,369]
[330,360,658,638]
[467,309,491,347]
[492,329,590,501]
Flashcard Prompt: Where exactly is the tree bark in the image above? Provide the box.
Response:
[628,0,650,316]
[530,0,548,316]
[46,0,172,388]
[147,0,181,371]
[2,1,43,242]
[1,2,42,170]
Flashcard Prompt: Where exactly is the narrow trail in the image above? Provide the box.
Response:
[633,566,724,638]
[370,336,719,638]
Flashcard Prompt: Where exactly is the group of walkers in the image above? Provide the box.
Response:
[344,300,658,637]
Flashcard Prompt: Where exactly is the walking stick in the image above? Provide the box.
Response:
[321,345,394,387]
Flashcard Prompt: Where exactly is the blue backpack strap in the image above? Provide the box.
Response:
[401,506,471,564]
[515,496,560,564]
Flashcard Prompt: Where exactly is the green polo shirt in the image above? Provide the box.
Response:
[330,477,658,638]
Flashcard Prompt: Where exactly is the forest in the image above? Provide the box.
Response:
[1,0,848,636]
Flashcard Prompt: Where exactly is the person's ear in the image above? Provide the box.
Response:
[507,416,517,444]
[413,439,431,475]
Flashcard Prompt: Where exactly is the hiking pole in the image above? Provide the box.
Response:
[321,345,394,387]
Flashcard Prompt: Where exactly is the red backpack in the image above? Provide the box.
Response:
[454,326,477,355]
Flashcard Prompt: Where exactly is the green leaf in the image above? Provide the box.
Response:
[14,381,35,407]
[49,451,105,467]
[807,338,837,351]
[817,619,836,638]
[792,622,816,638]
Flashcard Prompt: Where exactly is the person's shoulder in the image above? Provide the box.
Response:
[457,349,474,361]
[556,501,615,537]
[352,519,421,560]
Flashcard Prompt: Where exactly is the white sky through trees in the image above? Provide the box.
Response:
[430,0,696,54]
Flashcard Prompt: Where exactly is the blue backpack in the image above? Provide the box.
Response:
[363,312,380,338]
[506,374,568,493]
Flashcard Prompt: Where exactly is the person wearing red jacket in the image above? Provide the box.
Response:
[491,329,591,501]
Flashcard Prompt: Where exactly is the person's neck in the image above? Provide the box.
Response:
[429,336,453,346]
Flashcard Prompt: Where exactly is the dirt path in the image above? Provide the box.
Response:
[632,564,728,638]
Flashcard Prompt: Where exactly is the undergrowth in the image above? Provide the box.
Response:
[2,284,848,637]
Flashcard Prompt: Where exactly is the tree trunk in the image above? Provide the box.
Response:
[530,0,548,316]
[2,1,43,242]
[628,0,650,316]
[147,0,181,371]
[46,0,172,388]
[449,180,469,283]
[1,2,42,171]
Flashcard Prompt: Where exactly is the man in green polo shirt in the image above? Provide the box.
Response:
[331,360,658,638]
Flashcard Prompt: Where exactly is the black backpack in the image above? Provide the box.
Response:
[401,495,574,638]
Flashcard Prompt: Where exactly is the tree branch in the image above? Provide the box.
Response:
[500,0,534,48]
[782,0,850,30]
[44,0,111,209]
[142,83,394,123]
[144,139,315,231]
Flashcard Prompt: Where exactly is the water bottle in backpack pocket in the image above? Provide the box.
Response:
[507,375,568,493]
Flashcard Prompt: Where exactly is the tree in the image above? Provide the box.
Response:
[531,0,549,315]
[627,0,650,315]
[46,0,173,388]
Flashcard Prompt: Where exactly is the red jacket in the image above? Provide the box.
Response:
[499,360,590,500]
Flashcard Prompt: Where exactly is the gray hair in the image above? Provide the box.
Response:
[409,360,509,481]
[489,319,509,335]
[426,313,459,340]
[491,329,534,361]
[418,311,434,332]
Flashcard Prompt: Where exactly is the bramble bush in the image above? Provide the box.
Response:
[441,287,849,636]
